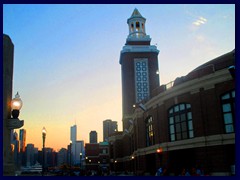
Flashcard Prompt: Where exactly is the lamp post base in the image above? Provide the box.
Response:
[7,118,24,129]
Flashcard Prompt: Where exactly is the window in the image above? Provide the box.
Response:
[146,116,155,146]
[169,103,194,141]
[131,23,134,32]
[134,58,149,103]
[136,22,140,31]
[221,90,235,133]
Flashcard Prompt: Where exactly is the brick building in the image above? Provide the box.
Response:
[85,142,110,174]
[109,8,235,176]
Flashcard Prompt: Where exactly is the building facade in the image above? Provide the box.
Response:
[103,119,118,142]
[57,148,67,166]
[85,143,100,172]
[11,131,20,169]
[70,124,77,165]
[26,144,35,167]
[109,9,235,176]
[75,140,84,165]
[90,131,98,143]
[85,142,110,175]
[19,129,26,166]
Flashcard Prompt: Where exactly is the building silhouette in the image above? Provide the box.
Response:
[103,119,118,142]
[75,140,84,165]
[26,144,35,167]
[70,124,77,165]
[19,129,26,166]
[57,148,67,166]
[11,131,20,169]
[90,131,98,143]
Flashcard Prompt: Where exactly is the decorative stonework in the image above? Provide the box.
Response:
[134,58,149,103]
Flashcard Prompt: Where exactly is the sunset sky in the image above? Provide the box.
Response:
[3,4,235,151]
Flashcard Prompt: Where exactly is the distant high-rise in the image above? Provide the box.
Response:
[70,125,77,143]
[12,131,20,168]
[19,129,26,153]
[19,129,26,166]
[75,140,84,165]
[57,148,67,166]
[26,144,35,167]
[103,119,118,142]
[89,131,98,143]
[70,124,77,165]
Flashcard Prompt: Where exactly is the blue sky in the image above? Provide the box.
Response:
[3,4,235,151]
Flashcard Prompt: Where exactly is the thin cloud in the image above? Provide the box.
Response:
[193,16,207,26]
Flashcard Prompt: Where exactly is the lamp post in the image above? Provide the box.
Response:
[80,152,82,169]
[4,92,24,175]
[70,140,72,169]
[42,127,47,176]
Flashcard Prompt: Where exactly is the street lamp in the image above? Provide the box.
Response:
[42,127,47,176]
[80,152,82,169]
[70,140,72,169]
[7,92,24,129]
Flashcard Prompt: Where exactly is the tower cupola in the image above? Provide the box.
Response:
[127,8,147,39]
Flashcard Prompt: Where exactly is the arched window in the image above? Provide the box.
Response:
[169,103,194,141]
[146,116,155,146]
[142,23,144,31]
[221,90,235,133]
[131,23,134,32]
[136,22,140,31]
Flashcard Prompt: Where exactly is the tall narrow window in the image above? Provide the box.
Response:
[169,103,194,141]
[146,116,154,146]
[131,23,134,32]
[136,22,140,31]
[221,90,235,133]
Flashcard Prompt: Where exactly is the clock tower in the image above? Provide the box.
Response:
[120,8,160,130]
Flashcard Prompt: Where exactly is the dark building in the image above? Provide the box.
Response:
[85,143,100,172]
[85,142,110,175]
[57,148,67,166]
[109,9,235,176]
[19,129,26,166]
[103,119,118,142]
[98,142,110,174]
[90,131,98,143]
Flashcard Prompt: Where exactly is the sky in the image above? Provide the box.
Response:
[3,4,235,151]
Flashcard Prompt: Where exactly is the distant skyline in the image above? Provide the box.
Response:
[3,4,235,151]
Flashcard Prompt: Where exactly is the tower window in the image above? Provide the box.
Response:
[142,23,144,31]
[136,22,140,31]
[131,23,134,32]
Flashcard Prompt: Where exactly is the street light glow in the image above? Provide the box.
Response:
[11,92,23,110]
[42,127,47,135]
